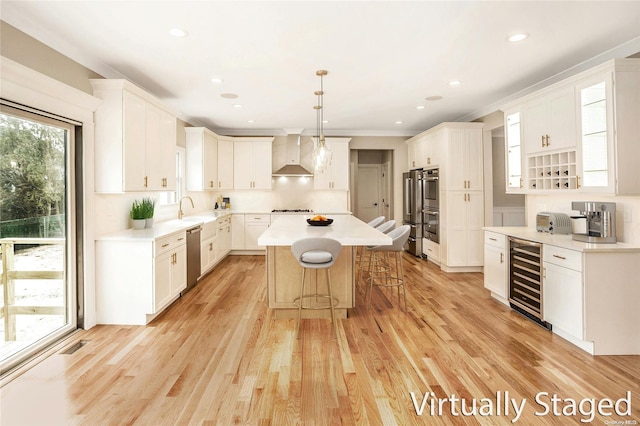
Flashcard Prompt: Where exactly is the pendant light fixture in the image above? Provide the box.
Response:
[312,69,332,172]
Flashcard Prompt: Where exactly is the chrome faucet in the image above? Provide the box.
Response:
[178,196,194,219]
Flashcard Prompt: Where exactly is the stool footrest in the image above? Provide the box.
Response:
[293,294,339,310]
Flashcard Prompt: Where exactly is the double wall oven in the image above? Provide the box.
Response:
[422,168,439,243]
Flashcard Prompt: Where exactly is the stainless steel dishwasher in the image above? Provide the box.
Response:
[185,225,202,293]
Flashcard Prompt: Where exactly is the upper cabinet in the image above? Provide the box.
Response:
[407,132,441,170]
[522,86,577,155]
[91,79,177,193]
[575,63,640,194]
[502,58,640,195]
[233,137,274,190]
[217,136,235,190]
[504,107,525,193]
[313,138,351,190]
[185,127,218,191]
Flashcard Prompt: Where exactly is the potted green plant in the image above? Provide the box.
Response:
[141,197,155,228]
[130,200,146,229]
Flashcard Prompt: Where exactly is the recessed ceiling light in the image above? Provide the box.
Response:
[416,105,425,110]
[169,28,188,38]
[449,80,461,87]
[211,77,224,84]
[507,33,529,42]
[247,120,255,123]
[425,96,443,101]
[395,121,403,125]
[233,104,242,108]
[221,93,238,99]
[322,120,329,124]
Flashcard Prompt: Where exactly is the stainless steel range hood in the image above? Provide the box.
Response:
[272,134,313,177]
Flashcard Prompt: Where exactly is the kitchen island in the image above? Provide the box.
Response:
[258,215,391,318]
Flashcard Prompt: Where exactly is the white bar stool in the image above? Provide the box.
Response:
[366,225,411,311]
[355,216,385,265]
[357,220,396,288]
[291,237,342,338]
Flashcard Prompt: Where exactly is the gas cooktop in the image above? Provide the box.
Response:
[271,209,313,213]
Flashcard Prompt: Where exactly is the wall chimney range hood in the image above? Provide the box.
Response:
[272,133,314,177]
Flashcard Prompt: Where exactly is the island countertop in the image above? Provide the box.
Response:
[258,214,392,246]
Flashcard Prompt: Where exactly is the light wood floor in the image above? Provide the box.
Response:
[2,254,639,425]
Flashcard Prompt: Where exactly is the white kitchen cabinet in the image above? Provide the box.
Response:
[543,245,584,343]
[483,231,507,303]
[95,230,186,325]
[234,137,273,190]
[231,214,245,250]
[217,136,235,190]
[575,60,640,194]
[441,190,484,270]
[200,220,217,275]
[185,127,218,191]
[504,107,525,193]
[313,138,351,190]
[215,215,232,260]
[244,214,270,251]
[444,126,483,191]
[91,79,177,193]
[407,132,441,170]
[522,85,576,155]
[231,214,269,251]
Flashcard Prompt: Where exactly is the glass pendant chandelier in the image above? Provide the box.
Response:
[312,69,332,172]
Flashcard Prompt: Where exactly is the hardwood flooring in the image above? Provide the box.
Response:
[1,253,639,425]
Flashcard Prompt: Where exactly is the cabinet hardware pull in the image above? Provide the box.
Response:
[162,243,169,248]
[519,178,523,188]
[500,253,504,264]
[545,135,550,146]
[144,176,148,187]
[576,175,581,189]
[541,135,545,148]
[489,237,497,241]
[178,238,185,241]
[543,267,546,279]
[552,254,566,260]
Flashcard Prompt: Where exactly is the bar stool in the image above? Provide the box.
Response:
[355,216,385,264]
[366,225,411,311]
[291,237,342,338]
[357,220,396,288]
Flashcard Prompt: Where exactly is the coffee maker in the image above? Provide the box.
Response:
[571,201,617,243]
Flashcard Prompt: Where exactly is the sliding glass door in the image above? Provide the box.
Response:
[0,104,78,374]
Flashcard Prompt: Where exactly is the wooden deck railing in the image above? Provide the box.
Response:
[0,238,65,341]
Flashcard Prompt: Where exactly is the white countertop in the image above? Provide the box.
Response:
[96,211,232,241]
[258,215,392,247]
[484,226,640,253]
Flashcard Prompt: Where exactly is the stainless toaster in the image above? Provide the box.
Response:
[536,212,571,234]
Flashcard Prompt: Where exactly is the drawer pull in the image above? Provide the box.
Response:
[489,237,497,241]
[162,243,170,248]
[178,238,185,241]
[552,254,566,260]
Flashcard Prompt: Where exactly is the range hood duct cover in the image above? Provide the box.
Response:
[272,134,313,176]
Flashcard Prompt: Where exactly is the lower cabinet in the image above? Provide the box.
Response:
[215,215,232,260]
[232,214,270,251]
[96,230,186,325]
[543,245,584,341]
[422,238,440,264]
[483,231,507,302]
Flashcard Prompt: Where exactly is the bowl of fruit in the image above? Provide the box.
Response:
[307,215,333,226]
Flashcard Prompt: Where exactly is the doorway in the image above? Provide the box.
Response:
[491,127,525,226]
[0,104,80,374]
[352,150,393,223]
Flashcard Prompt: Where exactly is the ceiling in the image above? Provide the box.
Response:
[2,1,640,137]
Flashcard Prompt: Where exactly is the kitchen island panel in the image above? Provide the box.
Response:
[267,246,353,319]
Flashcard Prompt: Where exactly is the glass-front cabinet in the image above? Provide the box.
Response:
[576,77,611,192]
[504,107,525,193]
[502,58,640,195]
